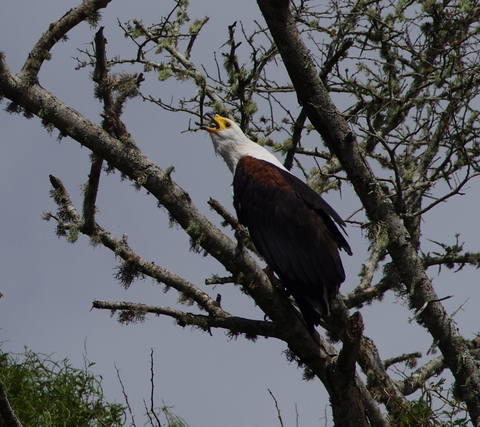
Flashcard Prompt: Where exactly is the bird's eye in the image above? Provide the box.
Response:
[225,122,231,127]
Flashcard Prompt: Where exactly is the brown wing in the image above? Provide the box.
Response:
[233,156,351,329]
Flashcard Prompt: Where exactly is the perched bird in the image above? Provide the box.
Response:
[203,112,351,330]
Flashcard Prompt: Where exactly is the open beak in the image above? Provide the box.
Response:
[201,112,220,133]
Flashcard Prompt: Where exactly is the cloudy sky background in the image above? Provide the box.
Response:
[1,1,480,425]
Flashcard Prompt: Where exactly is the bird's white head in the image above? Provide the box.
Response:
[202,113,286,173]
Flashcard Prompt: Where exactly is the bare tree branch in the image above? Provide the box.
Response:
[92,300,283,339]
[424,252,480,270]
[48,175,227,317]
[398,354,446,396]
[20,0,112,81]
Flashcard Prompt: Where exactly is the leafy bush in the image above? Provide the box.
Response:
[0,347,126,427]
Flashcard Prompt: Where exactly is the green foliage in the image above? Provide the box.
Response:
[389,378,469,426]
[188,19,203,34]
[66,224,80,243]
[391,397,435,426]
[117,307,147,325]
[0,347,126,427]
[157,65,172,81]
[185,220,207,254]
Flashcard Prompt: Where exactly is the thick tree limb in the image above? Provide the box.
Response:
[284,107,307,171]
[329,298,409,420]
[82,155,103,234]
[326,312,372,427]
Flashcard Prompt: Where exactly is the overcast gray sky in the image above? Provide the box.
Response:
[1,1,480,426]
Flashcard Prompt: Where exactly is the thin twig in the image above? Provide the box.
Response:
[115,363,137,427]
[268,389,285,427]
[149,349,162,427]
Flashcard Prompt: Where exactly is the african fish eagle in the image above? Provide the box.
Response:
[203,113,351,330]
